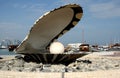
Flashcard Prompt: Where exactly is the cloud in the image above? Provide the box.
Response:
[0,22,27,40]
[0,22,21,28]
[28,4,48,13]
[12,3,48,13]
[89,1,120,18]
[54,0,86,6]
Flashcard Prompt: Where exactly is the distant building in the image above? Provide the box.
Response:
[65,43,90,52]
[67,43,82,49]
[65,43,82,52]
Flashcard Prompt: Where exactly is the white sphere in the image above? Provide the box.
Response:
[50,42,64,54]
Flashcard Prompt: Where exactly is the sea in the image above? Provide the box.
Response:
[0,49,16,55]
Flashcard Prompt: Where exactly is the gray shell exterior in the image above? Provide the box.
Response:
[15,4,83,54]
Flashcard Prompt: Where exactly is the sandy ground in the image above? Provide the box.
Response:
[0,51,120,78]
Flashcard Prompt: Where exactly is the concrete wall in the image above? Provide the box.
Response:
[0,70,120,78]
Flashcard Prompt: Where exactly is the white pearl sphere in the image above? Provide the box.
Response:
[50,42,64,54]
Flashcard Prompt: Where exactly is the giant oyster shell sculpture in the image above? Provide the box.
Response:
[15,4,87,65]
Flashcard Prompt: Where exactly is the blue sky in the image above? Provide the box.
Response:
[0,0,120,45]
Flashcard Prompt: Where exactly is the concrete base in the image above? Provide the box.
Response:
[0,70,120,78]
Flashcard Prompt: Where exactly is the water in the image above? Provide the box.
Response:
[0,49,16,55]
